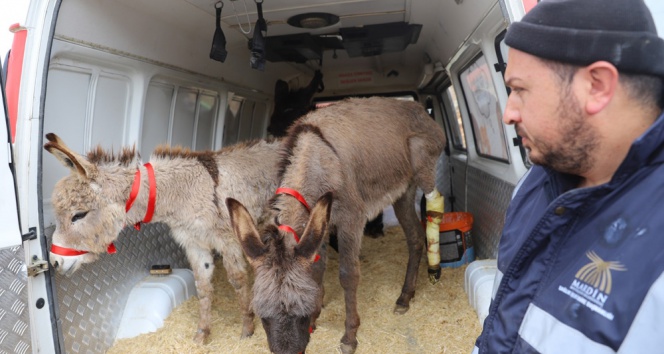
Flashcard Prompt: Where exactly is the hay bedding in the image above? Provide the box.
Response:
[109,226,482,353]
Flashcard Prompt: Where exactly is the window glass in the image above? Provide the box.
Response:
[142,81,220,153]
[459,55,509,161]
[142,82,173,158]
[196,94,217,150]
[251,102,267,138]
[92,75,130,147]
[440,85,466,150]
[223,95,243,146]
[237,100,256,142]
[172,87,197,148]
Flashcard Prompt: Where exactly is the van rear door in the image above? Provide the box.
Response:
[0,58,22,249]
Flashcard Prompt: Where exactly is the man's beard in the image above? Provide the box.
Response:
[527,93,599,176]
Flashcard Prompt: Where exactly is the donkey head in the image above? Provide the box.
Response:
[226,192,332,354]
[44,133,136,276]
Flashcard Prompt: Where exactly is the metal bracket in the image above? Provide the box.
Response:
[27,258,49,277]
[22,227,37,242]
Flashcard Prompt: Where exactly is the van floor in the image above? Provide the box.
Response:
[109,226,482,353]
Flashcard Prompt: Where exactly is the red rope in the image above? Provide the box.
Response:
[276,187,311,211]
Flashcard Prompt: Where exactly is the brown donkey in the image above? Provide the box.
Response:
[226,97,446,354]
[44,133,281,343]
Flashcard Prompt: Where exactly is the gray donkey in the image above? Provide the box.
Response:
[226,97,446,354]
[44,133,281,343]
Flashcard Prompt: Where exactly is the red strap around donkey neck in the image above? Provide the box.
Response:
[51,242,116,256]
[275,187,319,262]
[276,187,310,212]
[125,163,156,230]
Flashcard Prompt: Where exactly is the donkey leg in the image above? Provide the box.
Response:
[392,184,426,314]
[185,246,216,344]
[310,240,329,331]
[220,240,255,338]
[336,224,364,354]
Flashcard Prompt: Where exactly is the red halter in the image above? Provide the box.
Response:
[275,187,320,262]
[50,163,156,256]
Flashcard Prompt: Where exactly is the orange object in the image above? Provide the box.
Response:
[439,212,473,233]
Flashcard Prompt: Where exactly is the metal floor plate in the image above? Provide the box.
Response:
[49,223,189,353]
[0,245,31,354]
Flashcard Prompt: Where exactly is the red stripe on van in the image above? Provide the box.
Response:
[7,23,27,144]
[522,0,538,13]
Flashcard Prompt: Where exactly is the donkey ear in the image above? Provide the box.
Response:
[44,133,96,179]
[296,192,333,262]
[226,198,267,261]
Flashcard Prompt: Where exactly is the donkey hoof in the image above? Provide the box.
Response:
[394,303,410,315]
[193,328,210,344]
[340,342,357,354]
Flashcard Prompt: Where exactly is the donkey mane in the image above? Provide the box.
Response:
[87,145,139,166]
[277,123,338,180]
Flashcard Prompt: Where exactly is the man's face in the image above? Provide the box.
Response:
[503,49,598,175]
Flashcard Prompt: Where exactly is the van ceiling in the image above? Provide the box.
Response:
[104,0,497,91]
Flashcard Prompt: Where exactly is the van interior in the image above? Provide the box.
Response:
[7,0,639,352]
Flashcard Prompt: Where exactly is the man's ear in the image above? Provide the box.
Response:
[44,133,97,180]
[583,61,619,115]
[226,198,267,261]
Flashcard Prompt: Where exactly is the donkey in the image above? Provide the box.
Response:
[226,97,446,354]
[44,133,281,344]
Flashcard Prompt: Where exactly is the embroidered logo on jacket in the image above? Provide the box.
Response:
[558,251,626,321]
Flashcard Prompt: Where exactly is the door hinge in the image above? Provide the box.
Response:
[27,257,49,277]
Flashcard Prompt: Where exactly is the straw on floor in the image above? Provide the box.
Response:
[109,226,482,353]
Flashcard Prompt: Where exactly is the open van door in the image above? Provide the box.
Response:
[0,58,22,249]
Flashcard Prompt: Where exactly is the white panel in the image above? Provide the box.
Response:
[171,87,197,148]
[222,96,243,147]
[142,82,174,158]
[195,94,217,150]
[250,101,267,139]
[42,68,91,226]
[237,100,255,142]
[91,75,130,147]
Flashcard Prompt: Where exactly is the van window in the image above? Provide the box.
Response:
[222,94,243,146]
[459,55,509,161]
[440,85,466,150]
[141,82,221,157]
[222,93,267,146]
[196,94,218,150]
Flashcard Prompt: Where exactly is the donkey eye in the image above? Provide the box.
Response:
[71,211,89,223]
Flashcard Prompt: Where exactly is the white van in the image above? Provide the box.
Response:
[1,0,662,353]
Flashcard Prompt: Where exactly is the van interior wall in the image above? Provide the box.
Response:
[39,0,514,351]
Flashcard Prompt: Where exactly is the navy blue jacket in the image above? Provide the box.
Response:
[474,112,664,353]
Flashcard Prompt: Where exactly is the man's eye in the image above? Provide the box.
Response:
[72,211,89,223]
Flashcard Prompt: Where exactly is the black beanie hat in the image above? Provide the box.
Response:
[505,0,664,77]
